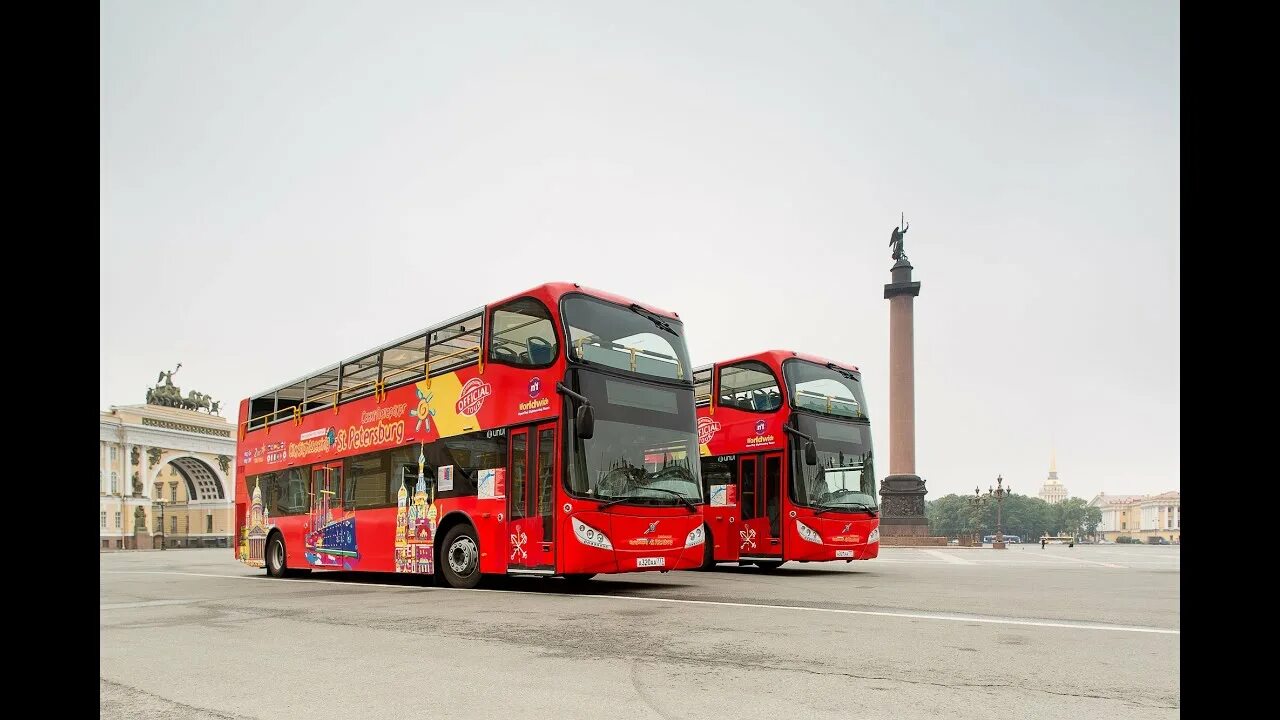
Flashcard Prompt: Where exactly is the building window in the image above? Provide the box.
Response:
[206,515,213,533]
[171,484,178,503]
[115,539,122,549]
[111,446,118,463]
[100,511,106,528]
[115,511,121,528]
[111,472,119,495]
[1121,521,1126,530]
[171,516,178,534]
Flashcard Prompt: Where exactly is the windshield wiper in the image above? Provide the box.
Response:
[628,304,678,336]
[813,501,879,517]
[826,362,858,381]
[600,487,697,512]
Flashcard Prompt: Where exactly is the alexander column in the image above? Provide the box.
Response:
[880,215,934,540]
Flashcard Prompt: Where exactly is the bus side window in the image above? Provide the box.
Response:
[490,298,558,367]
[345,474,357,507]
[764,455,781,536]
[403,465,418,495]
[718,362,781,414]
[741,458,757,520]
[698,458,736,506]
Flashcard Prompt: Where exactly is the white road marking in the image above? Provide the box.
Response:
[1019,552,1126,569]
[101,570,1178,635]
[100,598,206,610]
[920,550,975,565]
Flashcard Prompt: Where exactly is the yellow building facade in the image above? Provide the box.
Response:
[1090,491,1180,543]
[99,404,236,550]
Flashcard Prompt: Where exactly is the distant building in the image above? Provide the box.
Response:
[1090,491,1180,543]
[1038,451,1068,504]
[100,403,235,551]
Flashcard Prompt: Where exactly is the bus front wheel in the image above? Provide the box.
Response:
[439,524,482,589]
[699,526,715,570]
[265,534,287,578]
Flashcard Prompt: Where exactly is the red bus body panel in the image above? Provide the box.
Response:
[697,349,880,564]
[234,283,703,579]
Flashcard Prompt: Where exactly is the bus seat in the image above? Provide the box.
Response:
[528,336,553,364]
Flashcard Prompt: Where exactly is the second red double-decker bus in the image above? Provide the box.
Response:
[234,282,706,588]
[692,350,880,569]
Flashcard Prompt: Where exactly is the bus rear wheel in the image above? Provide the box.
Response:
[439,524,482,589]
[265,534,287,578]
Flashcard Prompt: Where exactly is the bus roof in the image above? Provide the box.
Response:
[692,349,861,376]
[496,282,682,321]
[243,281,682,401]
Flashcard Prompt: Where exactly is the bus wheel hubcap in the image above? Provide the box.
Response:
[271,542,282,569]
[449,537,477,575]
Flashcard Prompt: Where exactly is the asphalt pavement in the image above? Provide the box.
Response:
[100,544,1179,719]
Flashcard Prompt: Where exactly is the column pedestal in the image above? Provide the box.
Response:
[879,473,929,536]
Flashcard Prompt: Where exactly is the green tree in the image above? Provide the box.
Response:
[1000,494,1051,540]
[926,495,972,538]
[1083,505,1102,539]
[1057,497,1089,538]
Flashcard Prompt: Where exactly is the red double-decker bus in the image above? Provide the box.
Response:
[692,350,880,569]
[235,282,706,588]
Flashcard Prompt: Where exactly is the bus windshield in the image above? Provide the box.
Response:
[791,415,877,511]
[563,295,691,381]
[568,371,703,505]
[782,359,868,419]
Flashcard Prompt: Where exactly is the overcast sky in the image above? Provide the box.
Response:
[100,0,1179,502]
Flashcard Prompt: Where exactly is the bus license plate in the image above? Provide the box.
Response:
[636,557,665,568]
[835,550,854,558]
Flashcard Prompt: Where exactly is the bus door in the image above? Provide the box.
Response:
[307,462,347,564]
[508,422,557,571]
[738,453,783,558]
[312,462,345,518]
[702,455,738,562]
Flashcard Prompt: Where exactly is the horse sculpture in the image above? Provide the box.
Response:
[182,391,212,413]
[145,367,217,413]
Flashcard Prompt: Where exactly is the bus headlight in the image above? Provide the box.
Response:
[572,518,612,550]
[796,520,823,544]
[685,525,705,548]
[868,528,879,544]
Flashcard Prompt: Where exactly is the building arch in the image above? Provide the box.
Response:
[148,453,226,501]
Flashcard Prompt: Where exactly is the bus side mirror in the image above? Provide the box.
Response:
[576,405,595,440]
[804,441,818,466]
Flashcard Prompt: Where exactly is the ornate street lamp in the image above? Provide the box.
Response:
[154,498,168,550]
[966,486,987,546]
[987,475,1011,549]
